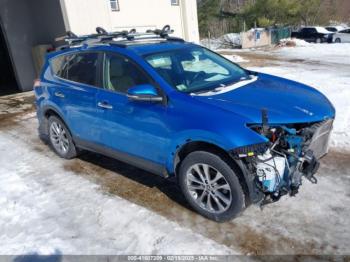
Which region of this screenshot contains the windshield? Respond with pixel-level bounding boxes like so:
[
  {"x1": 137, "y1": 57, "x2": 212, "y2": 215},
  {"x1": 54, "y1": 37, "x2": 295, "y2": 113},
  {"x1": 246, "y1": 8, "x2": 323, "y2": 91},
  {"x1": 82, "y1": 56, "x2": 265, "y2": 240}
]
[{"x1": 144, "y1": 46, "x2": 248, "y2": 93}]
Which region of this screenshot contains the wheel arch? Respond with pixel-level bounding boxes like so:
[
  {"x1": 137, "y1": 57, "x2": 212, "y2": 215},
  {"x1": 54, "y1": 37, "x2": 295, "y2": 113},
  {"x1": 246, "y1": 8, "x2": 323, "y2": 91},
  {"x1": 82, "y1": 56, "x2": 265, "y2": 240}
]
[
  {"x1": 173, "y1": 140, "x2": 253, "y2": 206},
  {"x1": 40, "y1": 105, "x2": 69, "y2": 137}
]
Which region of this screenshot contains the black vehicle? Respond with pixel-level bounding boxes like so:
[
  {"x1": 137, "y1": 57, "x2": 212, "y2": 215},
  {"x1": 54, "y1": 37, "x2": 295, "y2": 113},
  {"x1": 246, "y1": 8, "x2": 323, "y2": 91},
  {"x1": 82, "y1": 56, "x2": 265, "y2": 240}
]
[{"x1": 291, "y1": 27, "x2": 333, "y2": 43}]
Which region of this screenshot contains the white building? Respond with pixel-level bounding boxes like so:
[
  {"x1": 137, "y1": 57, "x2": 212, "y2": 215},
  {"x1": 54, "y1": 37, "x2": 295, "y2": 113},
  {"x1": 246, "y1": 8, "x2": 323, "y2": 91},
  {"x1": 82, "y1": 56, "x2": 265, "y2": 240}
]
[
  {"x1": 62, "y1": 0, "x2": 199, "y2": 43},
  {"x1": 0, "y1": 0, "x2": 199, "y2": 94}
]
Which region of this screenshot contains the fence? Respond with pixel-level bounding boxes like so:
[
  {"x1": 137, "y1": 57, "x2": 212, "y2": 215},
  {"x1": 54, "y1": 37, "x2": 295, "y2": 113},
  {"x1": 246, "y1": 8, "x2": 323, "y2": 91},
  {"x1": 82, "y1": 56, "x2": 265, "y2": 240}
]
[
  {"x1": 270, "y1": 27, "x2": 292, "y2": 45},
  {"x1": 240, "y1": 27, "x2": 291, "y2": 49}
]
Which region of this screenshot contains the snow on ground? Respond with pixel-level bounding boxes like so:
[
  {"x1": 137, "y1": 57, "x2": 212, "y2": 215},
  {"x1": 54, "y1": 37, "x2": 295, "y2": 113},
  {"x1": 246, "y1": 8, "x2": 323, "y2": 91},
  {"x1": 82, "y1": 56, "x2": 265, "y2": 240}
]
[
  {"x1": 222, "y1": 54, "x2": 249, "y2": 63},
  {"x1": 234, "y1": 152, "x2": 350, "y2": 255},
  {"x1": 270, "y1": 43, "x2": 350, "y2": 66},
  {"x1": 0, "y1": 117, "x2": 234, "y2": 255},
  {"x1": 279, "y1": 38, "x2": 312, "y2": 47},
  {"x1": 201, "y1": 33, "x2": 241, "y2": 50}
]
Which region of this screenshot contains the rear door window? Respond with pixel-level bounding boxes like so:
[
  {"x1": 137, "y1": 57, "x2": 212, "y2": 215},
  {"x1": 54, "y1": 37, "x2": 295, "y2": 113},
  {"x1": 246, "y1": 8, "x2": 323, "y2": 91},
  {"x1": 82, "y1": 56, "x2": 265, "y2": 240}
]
[
  {"x1": 300, "y1": 28, "x2": 308, "y2": 34},
  {"x1": 51, "y1": 52, "x2": 100, "y2": 87}
]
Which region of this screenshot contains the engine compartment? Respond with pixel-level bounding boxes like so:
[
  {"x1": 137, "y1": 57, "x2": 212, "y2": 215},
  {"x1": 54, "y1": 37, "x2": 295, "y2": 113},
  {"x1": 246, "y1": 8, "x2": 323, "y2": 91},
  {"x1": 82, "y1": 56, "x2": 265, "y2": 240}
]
[{"x1": 232, "y1": 117, "x2": 333, "y2": 206}]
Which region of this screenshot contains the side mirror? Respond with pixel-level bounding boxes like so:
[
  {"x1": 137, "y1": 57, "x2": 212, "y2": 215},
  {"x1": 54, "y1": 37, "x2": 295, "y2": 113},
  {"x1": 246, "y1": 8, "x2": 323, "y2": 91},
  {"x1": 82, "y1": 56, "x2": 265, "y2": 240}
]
[{"x1": 127, "y1": 84, "x2": 163, "y2": 102}]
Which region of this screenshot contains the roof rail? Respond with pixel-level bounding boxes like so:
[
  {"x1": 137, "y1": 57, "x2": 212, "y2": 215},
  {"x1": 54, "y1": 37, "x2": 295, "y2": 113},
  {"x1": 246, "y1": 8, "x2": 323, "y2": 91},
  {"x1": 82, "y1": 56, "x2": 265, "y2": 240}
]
[{"x1": 59, "y1": 25, "x2": 184, "y2": 48}]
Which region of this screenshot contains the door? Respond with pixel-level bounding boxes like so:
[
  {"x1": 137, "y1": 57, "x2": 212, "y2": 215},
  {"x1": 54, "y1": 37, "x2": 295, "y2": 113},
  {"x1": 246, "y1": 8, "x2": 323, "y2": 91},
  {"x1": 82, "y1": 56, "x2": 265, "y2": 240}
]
[
  {"x1": 95, "y1": 52, "x2": 171, "y2": 168},
  {"x1": 50, "y1": 51, "x2": 102, "y2": 144},
  {"x1": 0, "y1": 21, "x2": 19, "y2": 95},
  {"x1": 309, "y1": 28, "x2": 318, "y2": 42},
  {"x1": 300, "y1": 28, "x2": 308, "y2": 40},
  {"x1": 342, "y1": 29, "x2": 350, "y2": 42}
]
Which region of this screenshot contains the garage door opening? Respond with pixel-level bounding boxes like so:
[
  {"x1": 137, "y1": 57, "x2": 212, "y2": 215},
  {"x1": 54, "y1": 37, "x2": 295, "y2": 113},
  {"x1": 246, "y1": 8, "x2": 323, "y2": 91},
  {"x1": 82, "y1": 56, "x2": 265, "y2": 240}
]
[{"x1": 0, "y1": 23, "x2": 19, "y2": 96}]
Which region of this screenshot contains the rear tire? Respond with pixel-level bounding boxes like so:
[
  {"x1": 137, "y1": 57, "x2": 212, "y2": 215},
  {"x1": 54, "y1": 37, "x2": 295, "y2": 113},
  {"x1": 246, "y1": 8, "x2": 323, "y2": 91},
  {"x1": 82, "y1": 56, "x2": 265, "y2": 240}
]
[
  {"x1": 316, "y1": 38, "x2": 322, "y2": 44},
  {"x1": 335, "y1": 38, "x2": 341, "y2": 43},
  {"x1": 48, "y1": 116, "x2": 77, "y2": 159},
  {"x1": 178, "y1": 151, "x2": 245, "y2": 222}
]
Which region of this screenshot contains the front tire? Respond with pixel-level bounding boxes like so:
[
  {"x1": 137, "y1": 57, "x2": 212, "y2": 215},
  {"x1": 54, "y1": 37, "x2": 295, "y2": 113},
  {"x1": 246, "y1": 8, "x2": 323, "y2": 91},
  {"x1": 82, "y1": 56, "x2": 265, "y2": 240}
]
[
  {"x1": 48, "y1": 116, "x2": 77, "y2": 159},
  {"x1": 316, "y1": 38, "x2": 322, "y2": 44},
  {"x1": 335, "y1": 38, "x2": 341, "y2": 43},
  {"x1": 178, "y1": 151, "x2": 245, "y2": 222}
]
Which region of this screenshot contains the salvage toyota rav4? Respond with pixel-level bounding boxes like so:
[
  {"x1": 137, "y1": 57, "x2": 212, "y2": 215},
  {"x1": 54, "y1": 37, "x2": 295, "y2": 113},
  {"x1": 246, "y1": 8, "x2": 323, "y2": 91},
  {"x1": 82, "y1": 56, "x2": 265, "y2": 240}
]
[{"x1": 34, "y1": 27, "x2": 335, "y2": 222}]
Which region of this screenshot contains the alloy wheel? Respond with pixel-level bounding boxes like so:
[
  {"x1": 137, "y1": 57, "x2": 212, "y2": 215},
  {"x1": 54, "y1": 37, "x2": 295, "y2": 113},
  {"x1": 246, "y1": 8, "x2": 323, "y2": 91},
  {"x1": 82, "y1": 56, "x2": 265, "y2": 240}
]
[
  {"x1": 186, "y1": 163, "x2": 232, "y2": 213},
  {"x1": 49, "y1": 121, "x2": 70, "y2": 155}
]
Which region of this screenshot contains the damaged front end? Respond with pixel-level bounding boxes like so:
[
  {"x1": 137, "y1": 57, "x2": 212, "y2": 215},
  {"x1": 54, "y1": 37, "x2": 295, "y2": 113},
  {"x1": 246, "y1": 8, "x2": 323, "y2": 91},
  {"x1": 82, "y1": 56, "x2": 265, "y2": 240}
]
[{"x1": 231, "y1": 109, "x2": 334, "y2": 207}]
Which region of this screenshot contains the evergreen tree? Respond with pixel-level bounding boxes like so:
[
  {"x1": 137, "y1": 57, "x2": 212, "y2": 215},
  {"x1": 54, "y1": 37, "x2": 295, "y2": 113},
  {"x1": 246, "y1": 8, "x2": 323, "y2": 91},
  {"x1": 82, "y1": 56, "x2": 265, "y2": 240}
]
[
  {"x1": 198, "y1": 0, "x2": 221, "y2": 36},
  {"x1": 197, "y1": 0, "x2": 348, "y2": 38}
]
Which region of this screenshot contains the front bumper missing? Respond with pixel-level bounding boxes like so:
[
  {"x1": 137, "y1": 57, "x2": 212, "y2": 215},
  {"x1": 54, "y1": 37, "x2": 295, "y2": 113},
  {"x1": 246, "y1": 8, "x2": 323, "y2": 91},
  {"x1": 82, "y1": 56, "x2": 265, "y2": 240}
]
[
  {"x1": 231, "y1": 119, "x2": 334, "y2": 207},
  {"x1": 307, "y1": 119, "x2": 333, "y2": 160}
]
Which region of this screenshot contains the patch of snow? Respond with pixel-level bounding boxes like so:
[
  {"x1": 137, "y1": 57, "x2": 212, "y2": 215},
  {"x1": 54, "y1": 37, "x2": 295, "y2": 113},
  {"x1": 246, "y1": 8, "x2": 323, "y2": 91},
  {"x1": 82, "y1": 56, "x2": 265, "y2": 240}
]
[
  {"x1": 222, "y1": 54, "x2": 249, "y2": 63},
  {"x1": 0, "y1": 129, "x2": 235, "y2": 255},
  {"x1": 248, "y1": 28, "x2": 265, "y2": 32},
  {"x1": 201, "y1": 33, "x2": 241, "y2": 50},
  {"x1": 278, "y1": 38, "x2": 311, "y2": 47},
  {"x1": 273, "y1": 43, "x2": 350, "y2": 65},
  {"x1": 221, "y1": 33, "x2": 241, "y2": 47},
  {"x1": 291, "y1": 39, "x2": 312, "y2": 47},
  {"x1": 235, "y1": 160, "x2": 350, "y2": 255}
]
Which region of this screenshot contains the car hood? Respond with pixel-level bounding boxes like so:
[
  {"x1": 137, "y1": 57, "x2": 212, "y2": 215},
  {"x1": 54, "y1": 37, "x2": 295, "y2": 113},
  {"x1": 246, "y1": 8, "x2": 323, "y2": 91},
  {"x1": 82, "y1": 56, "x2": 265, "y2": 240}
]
[{"x1": 192, "y1": 73, "x2": 335, "y2": 124}]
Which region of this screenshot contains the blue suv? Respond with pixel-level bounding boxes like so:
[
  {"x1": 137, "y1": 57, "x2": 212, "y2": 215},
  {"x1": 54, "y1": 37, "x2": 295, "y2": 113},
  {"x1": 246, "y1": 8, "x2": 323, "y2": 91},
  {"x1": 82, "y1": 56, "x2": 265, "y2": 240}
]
[{"x1": 34, "y1": 27, "x2": 335, "y2": 222}]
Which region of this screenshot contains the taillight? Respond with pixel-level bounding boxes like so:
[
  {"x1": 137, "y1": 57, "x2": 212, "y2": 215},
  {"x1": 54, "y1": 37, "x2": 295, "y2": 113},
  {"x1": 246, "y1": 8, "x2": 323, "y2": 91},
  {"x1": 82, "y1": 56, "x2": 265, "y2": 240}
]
[
  {"x1": 47, "y1": 47, "x2": 55, "y2": 53},
  {"x1": 33, "y1": 79, "x2": 41, "y2": 89}
]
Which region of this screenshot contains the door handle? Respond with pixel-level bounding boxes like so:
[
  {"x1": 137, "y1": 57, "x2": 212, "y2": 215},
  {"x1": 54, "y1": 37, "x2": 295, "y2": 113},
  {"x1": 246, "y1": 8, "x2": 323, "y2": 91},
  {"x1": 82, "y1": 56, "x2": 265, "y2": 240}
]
[
  {"x1": 97, "y1": 101, "x2": 113, "y2": 109},
  {"x1": 54, "y1": 92, "x2": 65, "y2": 98}
]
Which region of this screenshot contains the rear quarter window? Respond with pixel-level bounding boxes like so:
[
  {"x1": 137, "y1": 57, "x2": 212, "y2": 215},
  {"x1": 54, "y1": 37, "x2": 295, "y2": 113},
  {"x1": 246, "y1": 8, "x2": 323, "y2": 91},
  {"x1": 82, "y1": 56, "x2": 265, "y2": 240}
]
[
  {"x1": 50, "y1": 52, "x2": 99, "y2": 87},
  {"x1": 310, "y1": 28, "x2": 317, "y2": 33},
  {"x1": 50, "y1": 55, "x2": 66, "y2": 77}
]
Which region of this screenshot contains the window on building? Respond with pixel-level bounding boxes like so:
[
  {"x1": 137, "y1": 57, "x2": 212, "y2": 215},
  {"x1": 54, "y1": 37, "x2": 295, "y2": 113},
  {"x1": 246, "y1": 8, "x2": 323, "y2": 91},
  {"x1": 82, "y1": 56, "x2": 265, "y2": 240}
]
[
  {"x1": 110, "y1": 0, "x2": 120, "y2": 11},
  {"x1": 171, "y1": 0, "x2": 179, "y2": 6}
]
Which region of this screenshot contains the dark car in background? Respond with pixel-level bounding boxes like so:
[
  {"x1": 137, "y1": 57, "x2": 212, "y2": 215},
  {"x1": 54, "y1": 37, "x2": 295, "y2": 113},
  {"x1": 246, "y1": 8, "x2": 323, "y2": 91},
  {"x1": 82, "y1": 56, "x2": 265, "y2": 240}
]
[{"x1": 292, "y1": 27, "x2": 334, "y2": 43}]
